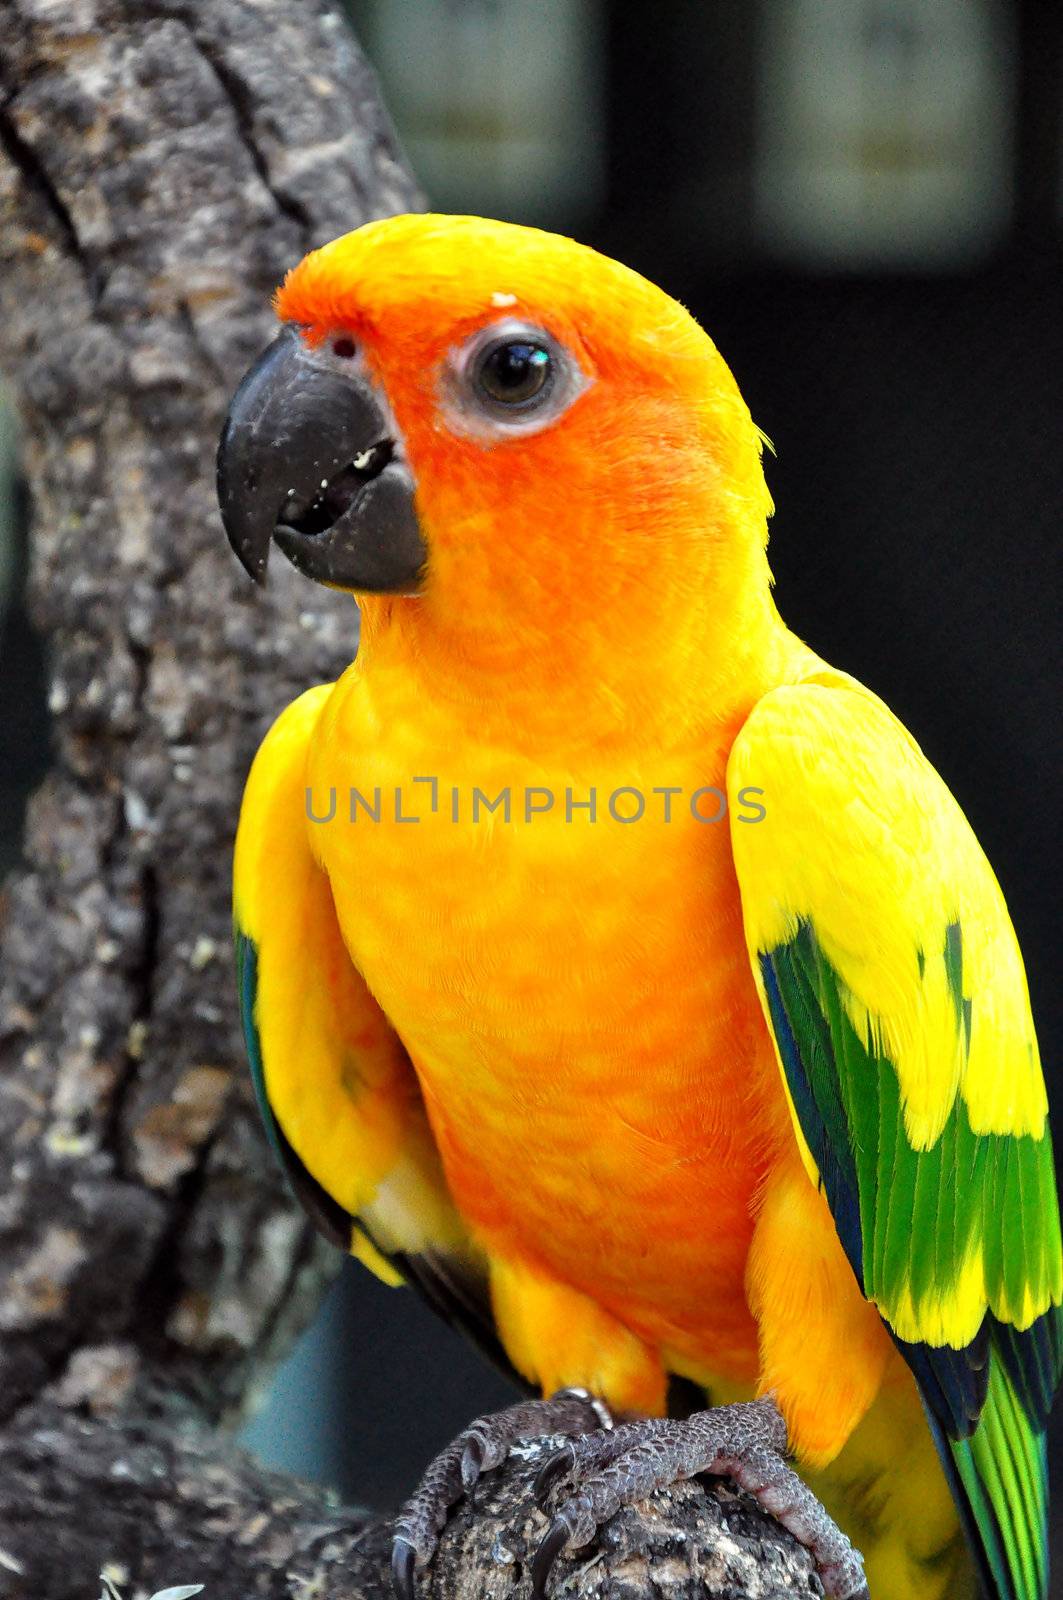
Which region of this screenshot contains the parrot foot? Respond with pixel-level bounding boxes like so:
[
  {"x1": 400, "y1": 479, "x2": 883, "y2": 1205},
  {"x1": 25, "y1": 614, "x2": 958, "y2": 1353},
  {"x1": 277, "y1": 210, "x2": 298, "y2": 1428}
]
[
  {"x1": 390, "y1": 1386, "x2": 612, "y2": 1599},
  {"x1": 530, "y1": 1396, "x2": 870, "y2": 1600}
]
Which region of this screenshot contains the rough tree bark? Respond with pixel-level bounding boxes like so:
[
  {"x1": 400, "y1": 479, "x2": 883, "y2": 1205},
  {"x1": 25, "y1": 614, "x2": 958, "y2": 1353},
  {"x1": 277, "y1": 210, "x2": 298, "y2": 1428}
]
[{"x1": 0, "y1": 3, "x2": 821, "y2": 1596}]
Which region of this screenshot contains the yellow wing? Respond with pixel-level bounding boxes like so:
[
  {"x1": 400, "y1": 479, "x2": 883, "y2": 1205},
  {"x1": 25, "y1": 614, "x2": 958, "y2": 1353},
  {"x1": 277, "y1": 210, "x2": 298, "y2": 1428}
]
[
  {"x1": 234, "y1": 686, "x2": 510, "y2": 1367},
  {"x1": 727, "y1": 668, "x2": 1061, "y2": 1600}
]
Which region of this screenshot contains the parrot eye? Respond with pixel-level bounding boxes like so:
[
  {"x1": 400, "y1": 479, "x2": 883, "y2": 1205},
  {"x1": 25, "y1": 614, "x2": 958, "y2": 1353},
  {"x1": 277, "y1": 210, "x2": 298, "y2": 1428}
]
[
  {"x1": 446, "y1": 318, "x2": 587, "y2": 439},
  {"x1": 476, "y1": 340, "x2": 552, "y2": 408}
]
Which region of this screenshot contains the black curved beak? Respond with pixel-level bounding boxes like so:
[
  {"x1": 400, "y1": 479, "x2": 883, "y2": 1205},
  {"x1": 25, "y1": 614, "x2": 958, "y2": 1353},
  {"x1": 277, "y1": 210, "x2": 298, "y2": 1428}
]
[{"x1": 216, "y1": 326, "x2": 426, "y2": 592}]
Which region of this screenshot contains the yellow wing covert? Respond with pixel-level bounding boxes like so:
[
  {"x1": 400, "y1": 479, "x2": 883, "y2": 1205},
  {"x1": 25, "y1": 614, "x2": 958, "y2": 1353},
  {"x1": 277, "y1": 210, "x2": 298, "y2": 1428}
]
[{"x1": 233, "y1": 685, "x2": 511, "y2": 1369}]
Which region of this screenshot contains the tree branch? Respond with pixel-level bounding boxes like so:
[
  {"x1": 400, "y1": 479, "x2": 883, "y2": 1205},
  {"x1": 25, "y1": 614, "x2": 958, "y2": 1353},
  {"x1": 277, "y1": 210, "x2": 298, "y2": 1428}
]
[{"x1": 0, "y1": 1406, "x2": 820, "y2": 1599}]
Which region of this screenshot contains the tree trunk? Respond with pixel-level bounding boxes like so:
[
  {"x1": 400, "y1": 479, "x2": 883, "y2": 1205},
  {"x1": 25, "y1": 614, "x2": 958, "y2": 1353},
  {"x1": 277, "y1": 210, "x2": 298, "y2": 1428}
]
[{"x1": 0, "y1": 3, "x2": 819, "y2": 1595}]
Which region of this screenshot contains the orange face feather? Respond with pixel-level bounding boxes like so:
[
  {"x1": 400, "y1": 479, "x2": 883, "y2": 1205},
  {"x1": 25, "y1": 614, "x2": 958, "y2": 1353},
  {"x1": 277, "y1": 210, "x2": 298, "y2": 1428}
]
[{"x1": 275, "y1": 215, "x2": 778, "y2": 747}]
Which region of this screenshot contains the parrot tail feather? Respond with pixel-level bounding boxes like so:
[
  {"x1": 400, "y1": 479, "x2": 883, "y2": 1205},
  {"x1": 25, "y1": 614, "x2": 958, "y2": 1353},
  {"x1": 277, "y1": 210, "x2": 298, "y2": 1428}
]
[{"x1": 928, "y1": 1341, "x2": 1051, "y2": 1600}]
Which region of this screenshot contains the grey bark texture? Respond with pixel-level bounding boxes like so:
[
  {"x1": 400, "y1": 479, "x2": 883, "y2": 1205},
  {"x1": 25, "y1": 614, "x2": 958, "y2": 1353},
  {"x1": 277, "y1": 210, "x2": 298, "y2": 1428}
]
[{"x1": 0, "y1": 1, "x2": 819, "y2": 1596}]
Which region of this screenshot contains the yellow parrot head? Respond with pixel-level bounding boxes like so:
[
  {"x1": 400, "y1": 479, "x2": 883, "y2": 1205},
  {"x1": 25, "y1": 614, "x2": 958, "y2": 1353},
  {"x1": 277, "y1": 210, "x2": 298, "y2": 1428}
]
[{"x1": 217, "y1": 214, "x2": 772, "y2": 662}]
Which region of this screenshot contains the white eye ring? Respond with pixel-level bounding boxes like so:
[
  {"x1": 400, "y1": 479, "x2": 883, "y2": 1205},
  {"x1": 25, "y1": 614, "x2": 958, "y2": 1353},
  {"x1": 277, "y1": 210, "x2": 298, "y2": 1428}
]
[{"x1": 442, "y1": 318, "x2": 589, "y2": 441}]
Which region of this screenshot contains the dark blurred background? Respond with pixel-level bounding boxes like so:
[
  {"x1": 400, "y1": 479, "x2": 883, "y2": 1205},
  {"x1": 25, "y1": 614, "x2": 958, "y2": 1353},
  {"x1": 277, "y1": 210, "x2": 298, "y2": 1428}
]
[{"x1": 3, "y1": 0, "x2": 1061, "y2": 1572}]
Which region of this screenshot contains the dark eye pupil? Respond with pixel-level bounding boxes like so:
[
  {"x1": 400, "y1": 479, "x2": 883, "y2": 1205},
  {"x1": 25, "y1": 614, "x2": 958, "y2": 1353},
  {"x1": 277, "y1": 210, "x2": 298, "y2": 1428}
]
[{"x1": 479, "y1": 341, "x2": 551, "y2": 405}]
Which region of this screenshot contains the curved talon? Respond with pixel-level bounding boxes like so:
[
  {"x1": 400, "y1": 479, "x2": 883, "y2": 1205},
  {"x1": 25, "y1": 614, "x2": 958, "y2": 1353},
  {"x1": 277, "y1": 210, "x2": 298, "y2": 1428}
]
[
  {"x1": 588, "y1": 1397, "x2": 615, "y2": 1431},
  {"x1": 530, "y1": 1513, "x2": 573, "y2": 1600},
  {"x1": 551, "y1": 1385, "x2": 614, "y2": 1432},
  {"x1": 460, "y1": 1433, "x2": 484, "y2": 1492},
  {"x1": 391, "y1": 1534, "x2": 418, "y2": 1600},
  {"x1": 533, "y1": 1442, "x2": 575, "y2": 1508}
]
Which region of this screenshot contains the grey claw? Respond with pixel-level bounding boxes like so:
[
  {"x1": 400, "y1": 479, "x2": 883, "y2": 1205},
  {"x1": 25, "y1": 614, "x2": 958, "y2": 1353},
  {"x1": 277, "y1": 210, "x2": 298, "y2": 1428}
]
[
  {"x1": 389, "y1": 1393, "x2": 611, "y2": 1596},
  {"x1": 391, "y1": 1535, "x2": 417, "y2": 1600},
  {"x1": 531, "y1": 1514, "x2": 572, "y2": 1599},
  {"x1": 460, "y1": 1434, "x2": 483, "y2": 1493},
  {"x1": 533, "y1": 1443, "x2": 575, "y2": 1508}
]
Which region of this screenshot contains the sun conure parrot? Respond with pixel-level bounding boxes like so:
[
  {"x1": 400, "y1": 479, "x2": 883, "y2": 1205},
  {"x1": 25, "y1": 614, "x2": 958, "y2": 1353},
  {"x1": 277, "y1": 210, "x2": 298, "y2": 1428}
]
[{"x1": 216, "y1": 213, "x2": 1061, "y2": 1600}]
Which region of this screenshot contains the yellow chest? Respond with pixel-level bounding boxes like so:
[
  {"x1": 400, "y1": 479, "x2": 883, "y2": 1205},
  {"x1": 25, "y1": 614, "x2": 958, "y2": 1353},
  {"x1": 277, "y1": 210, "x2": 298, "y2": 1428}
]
[{"x1": 306, "y1": 666, "x2": 785, "y2": 1361}]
